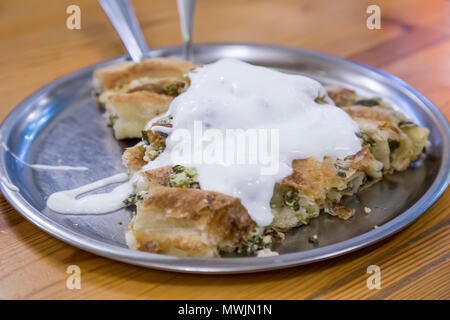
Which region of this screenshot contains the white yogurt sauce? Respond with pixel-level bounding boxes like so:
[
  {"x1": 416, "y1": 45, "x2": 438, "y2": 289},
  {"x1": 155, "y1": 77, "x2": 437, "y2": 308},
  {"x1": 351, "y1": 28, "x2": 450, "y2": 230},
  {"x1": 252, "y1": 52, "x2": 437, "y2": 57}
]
[
  {"x1": 144, "y1": 59, "x2": 361, "y2": 226},
  {"x1": 1, "y1": 142, "x2": 88, "y2": 172},
  {"x1": 47, "y1": 173, "x2": 133, "y2": 214},
  {"x1": 45, "y1": 58, "x2": 361, "y2": 221}
]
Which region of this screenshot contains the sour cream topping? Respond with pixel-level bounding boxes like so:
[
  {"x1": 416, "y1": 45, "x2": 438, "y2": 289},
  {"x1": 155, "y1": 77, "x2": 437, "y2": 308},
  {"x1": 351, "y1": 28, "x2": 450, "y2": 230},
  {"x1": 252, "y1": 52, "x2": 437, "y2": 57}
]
[{"x1": 144, "y1": 59, "x2": 362, "y2": 226}]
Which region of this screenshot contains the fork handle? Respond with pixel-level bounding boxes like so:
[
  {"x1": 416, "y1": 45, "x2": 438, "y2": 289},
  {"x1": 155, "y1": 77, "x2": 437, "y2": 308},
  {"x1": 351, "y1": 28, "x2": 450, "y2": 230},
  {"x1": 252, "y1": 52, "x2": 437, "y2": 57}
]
[
  {"x1": 99, "y1": 0, "x2": 150, "y2": 62},
  {"x1": 177, "y1": 0, "x2": 196, "y2": 61}
]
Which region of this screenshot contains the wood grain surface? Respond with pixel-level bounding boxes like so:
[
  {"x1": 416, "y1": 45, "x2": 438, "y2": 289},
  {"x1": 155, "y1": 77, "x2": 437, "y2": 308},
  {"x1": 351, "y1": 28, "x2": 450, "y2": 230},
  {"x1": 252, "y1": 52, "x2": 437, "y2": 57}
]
[{"x1": 0, "y1": 0, "x2": 449, "y2": 300}]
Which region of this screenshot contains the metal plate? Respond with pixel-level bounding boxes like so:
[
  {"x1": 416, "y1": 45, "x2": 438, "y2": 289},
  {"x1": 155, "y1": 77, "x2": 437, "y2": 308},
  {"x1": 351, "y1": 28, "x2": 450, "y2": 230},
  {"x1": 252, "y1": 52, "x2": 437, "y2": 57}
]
[{"x1": 0, "y1": 44, "x2": 449, "y2": 273}]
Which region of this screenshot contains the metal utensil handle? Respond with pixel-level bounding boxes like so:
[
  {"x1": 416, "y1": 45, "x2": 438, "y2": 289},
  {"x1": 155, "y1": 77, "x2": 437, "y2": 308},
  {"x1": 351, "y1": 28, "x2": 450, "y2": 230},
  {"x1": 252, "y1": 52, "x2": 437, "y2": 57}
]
[
  {"x1": 177, "y1": 0, "x2": 196, "y2": 61},
  {"x1": 99, "y1": 0, "x2": 150, "y2": 62}
]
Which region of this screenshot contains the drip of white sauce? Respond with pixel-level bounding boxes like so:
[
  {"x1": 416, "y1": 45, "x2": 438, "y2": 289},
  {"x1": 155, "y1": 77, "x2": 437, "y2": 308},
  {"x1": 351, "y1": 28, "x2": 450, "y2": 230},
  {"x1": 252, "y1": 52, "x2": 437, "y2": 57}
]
[
  {"x1": 144, "y1": 59, "x2": 362, "y2": 226},
  {"x1": 27, "y1": 164, "x2": 88, "y2": 171},
  {"x1": 0, "y1": 139, "x2": 88, "y2": 192},
  {"x1": 0, "y1": 176, "x2": 19, "y2": 192},
  {"x1": 0, "y1": 142, "x2": 88, "y2": 171},
  {"x1": 47, "y1": 173, "x2": 133, "y2": 214}
]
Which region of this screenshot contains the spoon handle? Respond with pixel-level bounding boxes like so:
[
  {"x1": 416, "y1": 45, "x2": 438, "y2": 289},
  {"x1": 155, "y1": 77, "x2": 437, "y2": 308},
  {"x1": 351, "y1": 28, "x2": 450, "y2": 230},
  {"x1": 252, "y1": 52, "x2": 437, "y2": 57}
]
[
  {"x1": 99, "y1": 0, "x2": 150, "y2": 62},
  {"x1": 177, "y1": 0, "x2": 197, "y2": 61}
]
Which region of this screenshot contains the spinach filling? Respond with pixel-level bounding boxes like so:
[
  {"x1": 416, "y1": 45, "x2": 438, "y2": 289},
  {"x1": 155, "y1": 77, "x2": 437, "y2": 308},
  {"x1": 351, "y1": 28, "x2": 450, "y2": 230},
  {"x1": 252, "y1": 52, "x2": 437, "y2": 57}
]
[
  {"x1": 141, "y1": 130, "x2": 150, "y2": 145},
  {"x1": 355, "y1": 131, "x2": 376, "y2": 146},
  {"x1": 236, "y1": 228, "x2": 273, "y2": 256},
  {"x1": 355, "y1": 98, "x2": 382, "y2": 107},
  {"x1": 141, "y1": 129, "x2": 168, "y2": 162},
  {"x1": 165, "y1": 82, "x2": 186, "y2": 97},
  {"x1": 123, "y1": 193, "x2": 145, "y2": 206},
  {"x1": 167, "y1": 165, "x2": 200, "y2": 189},
  {"x1": 334, "y1": 163, "x2": 349, "y2": 178},
  {"x1": 314, "y1": 96, "x2": 328, "y2": 104},
  {"x1": 143, "y1": 145, "x2": 165, "y2": 162},
  {"x1": 283, "y1": 190, "x2": 301, "y2": 211},
  {"x1": 388, "y1": 139, "x2": 400, "y2": 153}
]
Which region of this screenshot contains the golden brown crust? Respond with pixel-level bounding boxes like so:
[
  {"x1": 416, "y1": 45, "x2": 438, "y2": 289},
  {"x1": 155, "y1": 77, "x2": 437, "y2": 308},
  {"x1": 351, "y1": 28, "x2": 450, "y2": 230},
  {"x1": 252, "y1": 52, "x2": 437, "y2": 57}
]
[
  {"x1": 277, "y1": 146, "x2": 380, "y2": 224},
  {"x1": 344, "y1": 104, "x2": 428, "y2": 172},
  {"x1": 325, "y1": 85, "x2": 357, "y2": 107},
  {"x1": 122, "y1": 145, "x2": 147, "y2": 173},
  {"x1": 127, "y1": 184, "x2": 256, "y2": 257},
  {"x1": 95, "y1": 58, "x2": 198, "y2": 140},
  {"x1": 127, "y1": 80, "x2": 186, "y2": 95},
  {"x1": 351, "y1": 116, "x2": 401, "y2": 135},
  {"x1": 325, "y1": 202, "x2": 355, "y2": 220},
  {"x1": 141, "y1": 166, "x2": 173, "y2": 186},
  {"x1": 143, "y1": 186, "x2": 255, "y2": 239},
  {"x1": 282, "y1": 157, "x2": 340, "y2": 200},
  {"x1": 280, "y1": 147, "x2": 378, "y2": 199},
  {"x1": 343, "y1": 105, "x2": 395, "y2": 123},
  {"x1": 94, "y1": 58, "x2": 199, "y2": 90},
  {"x1": 107, "y1": 89, "x2": 174, "y2": 105},
  {"x1": 105, "y1": 91, "x2": 173, "y2": 139},
  {"x1": 341, "y1": 145, "x2": 379, "y2": 171}
]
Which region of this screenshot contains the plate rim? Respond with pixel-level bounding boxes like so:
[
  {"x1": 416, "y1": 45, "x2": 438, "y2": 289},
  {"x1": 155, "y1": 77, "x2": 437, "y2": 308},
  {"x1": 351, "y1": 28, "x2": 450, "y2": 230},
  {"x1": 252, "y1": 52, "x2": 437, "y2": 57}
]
[{"x1": 0, "y1": 43, "x2": 449, "y2": 274}]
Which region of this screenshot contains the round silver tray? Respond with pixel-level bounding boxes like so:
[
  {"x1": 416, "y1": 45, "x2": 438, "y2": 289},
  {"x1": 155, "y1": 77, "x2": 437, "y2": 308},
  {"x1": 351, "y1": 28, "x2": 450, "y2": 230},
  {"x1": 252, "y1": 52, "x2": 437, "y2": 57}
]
[{"x1": 0, "y1": 44, "x2": 449, "y2": 273}]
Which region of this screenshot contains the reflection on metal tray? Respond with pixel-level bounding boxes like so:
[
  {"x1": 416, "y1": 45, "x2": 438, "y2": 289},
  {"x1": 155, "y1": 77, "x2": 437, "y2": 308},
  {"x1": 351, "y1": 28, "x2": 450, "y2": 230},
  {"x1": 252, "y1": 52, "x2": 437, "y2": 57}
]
[{"x1": 0, "y1": 44, "x2": 448, "y2": 273}]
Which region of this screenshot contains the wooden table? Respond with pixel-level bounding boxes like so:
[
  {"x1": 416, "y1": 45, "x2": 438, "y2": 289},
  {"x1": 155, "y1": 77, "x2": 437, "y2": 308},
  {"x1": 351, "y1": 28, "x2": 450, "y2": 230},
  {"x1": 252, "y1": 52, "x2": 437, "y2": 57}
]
[{"x1": 0, "y1": 0, "x2": 449, "y2": 300}]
